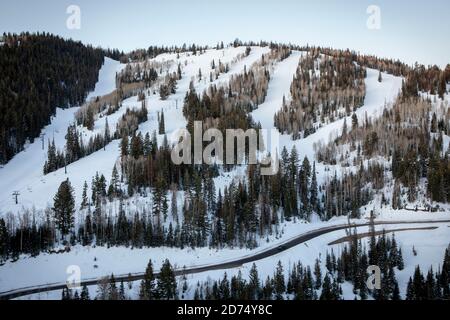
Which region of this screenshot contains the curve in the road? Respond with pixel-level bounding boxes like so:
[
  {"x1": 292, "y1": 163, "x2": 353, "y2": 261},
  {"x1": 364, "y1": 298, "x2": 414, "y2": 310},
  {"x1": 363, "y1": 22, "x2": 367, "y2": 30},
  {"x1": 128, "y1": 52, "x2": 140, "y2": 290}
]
[{"x1": 1, "y1": 219, "x2": 449, "y2": 300}]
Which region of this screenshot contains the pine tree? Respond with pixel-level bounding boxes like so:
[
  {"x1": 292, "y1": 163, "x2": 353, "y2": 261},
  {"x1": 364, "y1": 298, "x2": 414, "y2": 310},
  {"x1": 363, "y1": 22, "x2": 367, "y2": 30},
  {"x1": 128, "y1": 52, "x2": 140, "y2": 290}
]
[
  {"x1": 151, "y1": 131, "x2": 158, "y2": 152},
  {"x1": 143, "y1": 132, "x2": 151, "y2": 156},
  {"x1": 119, "y1": 281, "x2": 126, "y2": 300},
  {"x1": 80, "y1": 284, "x2": 90, "y2": 300},
  {"x1": 219, "y1": 273, "x2": 230, "y2": 299},
  {"x1": 61, "y1": 287, "x2": 72, "y2": 300},
  {"x1": 320, "y1": 274, "x2": 333, "y2": 300},
  {"x1": 314, "y1": 258, "x2": 322, "y2": 289},
  {"x1": 247, "y1": 263, "x2": 261, "y2": 299},
  {"x1": 83, "y1": 213, "x2": 93, "y2": 245},
  {"x1": 120, "y1": 135, "x2": 129, "y2": 157},
  {"x1": 177, "y1": 63, "x2": 182, "y2": 80},
  {"x1": 104, "y1": 118, "x2": 110, "y2": 145},
  {"x1": 392, "y1": 281, "x2": 401, "y2": 300},
  {"x1": 406, "y1": 277, "x2": 415, "y2": 300},
  {"x1": 299, "y1": 157, "x2": 311, "y2": 214},
  {"x1": 438, "y1": 73, "x2": 446, "y2": 99},
  {"x1": 342, "y1": 118, "x2": 348, "y2": 137},
  {"x1": 411, "y1": 266, "x2": 425, "y2": 300},
  {"x1": 310, "y1": 162, "x2": 319, "y2": 215},
  {"x1": 130, "y1": 133, "x2": 143, "y2": 159},
  {"x1": 425, "y1": 268, "x2": 437, "y2": 300},
  {"x1": 109, "y1": 165, "x2": 120, "y2": 199},
  {"x1": 162, "y1": 192, "x2": 169, "y2": 221},
  {"x1": 171, "y1": 189, "x2": 179, "y2": 224},
  {"x1": 96, "y1": 278, "x2": 110, "y2": 300},
  {"x1": 157, "y1": 259, "x2": 177, "y2": 300},
  {"x1": 85, "y1": 108, "x2": 95, "y2": 130},
  {"x1": 159, "y1": 111, "x2": 166, "y2": 134},
  {"x1": 0, "y1": 218, "x2": 8, "y2": 262},
  {"x1": 139, "y1": 259, "x2": 156, "y2": 300},
  {"x1": 262, "y1": 276, "x2": 273, "y2": 299},
  {"x1": 81, "y1": 181, "x2": 89, "y2": 209},
  {"x1": 44, "y1": 139, "x2": 57, "y2": 174},
  {"x1": 273, "y1": 261, "x2": 285, "y2": 300},
  {"x1": 108, "y1": 274, "x2": 119, "y2": 300},
  {"x1": 53, "y1": 179, "x2": 75, "y2": 236},
  {"x1": 352, "y1": 113, "x2": 359, "y2": 130},
  {"x1": 153, "y1": 174, "x2": 165, "y2": 218}
]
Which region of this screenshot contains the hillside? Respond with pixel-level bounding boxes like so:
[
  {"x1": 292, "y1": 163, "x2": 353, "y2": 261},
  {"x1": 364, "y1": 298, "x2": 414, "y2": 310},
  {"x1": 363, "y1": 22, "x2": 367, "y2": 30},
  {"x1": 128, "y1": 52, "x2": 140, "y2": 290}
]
[{"x1": 0, "y1": 39, "x2": 449, "y2": 301}]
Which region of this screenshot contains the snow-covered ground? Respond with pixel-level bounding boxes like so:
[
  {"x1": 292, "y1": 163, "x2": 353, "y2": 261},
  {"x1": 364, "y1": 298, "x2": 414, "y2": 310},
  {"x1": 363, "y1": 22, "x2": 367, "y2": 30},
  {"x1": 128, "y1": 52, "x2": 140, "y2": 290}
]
[
  {"x1": 2, "y1": 207, "x2": 449, "y2": 295},
  {"x1": 15, "y1": 219, "x2": 450, "y2": 300},
  {"x1": 0, "y1": 213, "x2": 339, "y2": 293},
  {"x1": 0, "y1": 46, "x2": 448, "y2": 300}
]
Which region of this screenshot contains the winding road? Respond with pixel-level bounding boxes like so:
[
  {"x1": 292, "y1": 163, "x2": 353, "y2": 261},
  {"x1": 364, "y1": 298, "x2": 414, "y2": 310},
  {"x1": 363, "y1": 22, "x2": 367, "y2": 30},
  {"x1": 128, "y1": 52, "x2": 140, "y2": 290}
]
[{"x1": 1, "y1": 219, "x2": 449, "y2": 300}]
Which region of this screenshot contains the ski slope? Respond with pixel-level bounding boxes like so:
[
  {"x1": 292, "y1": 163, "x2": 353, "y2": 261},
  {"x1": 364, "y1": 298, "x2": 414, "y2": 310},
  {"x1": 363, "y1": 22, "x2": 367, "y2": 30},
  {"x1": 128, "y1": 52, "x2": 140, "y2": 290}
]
[{"x1": 251, "y1": 51, "x2": 303, "y2": 129}]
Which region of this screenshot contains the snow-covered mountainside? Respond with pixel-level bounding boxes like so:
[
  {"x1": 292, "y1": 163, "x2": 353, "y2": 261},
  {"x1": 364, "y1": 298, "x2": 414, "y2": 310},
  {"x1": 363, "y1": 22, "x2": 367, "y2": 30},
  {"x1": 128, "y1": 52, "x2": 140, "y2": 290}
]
[
  {"x1": 0, "y1": 47, "x2": 404, "y2": 216},
  {"x1": 0, "y1": 47, "x2": 269, "y2": 214},
  {"x1": 0, "y1": 43, "x2": 449, "y2": 301}
]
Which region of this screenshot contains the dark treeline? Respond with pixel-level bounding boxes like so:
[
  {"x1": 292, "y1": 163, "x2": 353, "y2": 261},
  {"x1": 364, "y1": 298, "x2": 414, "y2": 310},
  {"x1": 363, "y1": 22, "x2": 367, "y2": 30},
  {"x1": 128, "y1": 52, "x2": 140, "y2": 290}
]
[
  {"x1": 103, "y1": 48, "x2": 125, "y2": 61},
  {"x1": 119, "y1": 64, "x2": 158, "y2": 87},
  {"x1": 123, "y1": 44, "x2": 210, "y2": 63},
  {"x1": 61, "y1": 258, "x2": 178, "y2": 300},
  {"x1": 0, "y1": 32, "x2": 105, "y2": 164},
  {"x1": 60, "y1": 258, "x2": 340, "y2": 301},
  {"x1": 190, "y1": 261, "x2": 341, "y2": 301},
  {"x1": 0, "y1": 214, "x2": 55, "y2": 262},
  {"x1": 123, "y1": 40, "x2": 290, "y2": 63}
]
